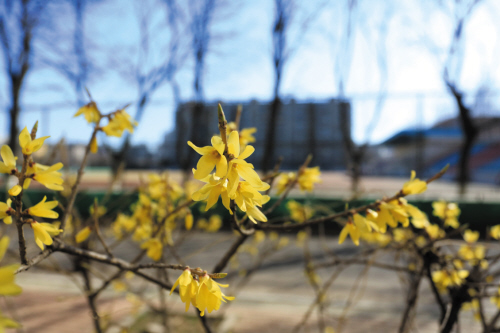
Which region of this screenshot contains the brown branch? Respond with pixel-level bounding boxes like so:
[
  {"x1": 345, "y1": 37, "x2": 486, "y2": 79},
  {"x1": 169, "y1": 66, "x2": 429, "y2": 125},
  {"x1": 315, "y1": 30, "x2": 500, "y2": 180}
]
[
  {"x1": 212, "y1": 234, "x2": 249, "y2": 273},
  {"x1": 93, "y1": 200, "x2": 113, "y2": 257},
  {"x1": 258, "y1": 167, "x2": 447, "y2": 231},
  {"x1": 398, "y1": 264, "x2": 425, "y2": 333},
  {"x1": 60, "y1": 120, "x2": 101, "y2": 231}
]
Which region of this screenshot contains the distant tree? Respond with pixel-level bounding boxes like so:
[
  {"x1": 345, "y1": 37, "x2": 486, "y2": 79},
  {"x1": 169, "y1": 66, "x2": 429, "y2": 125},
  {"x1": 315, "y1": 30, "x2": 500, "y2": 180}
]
[
  {"x1": 329, "y1": 0, "x2": 392, "y2": 194},
  {"x1": 0, "y1": 0, "x2": 47, "y2": 153},
  {"x1": 107, "y1": 0, "x2": 186, "y2": 176},
  {"x1": 178, "y1": 0, "x2": 227, "y2": 173},
  {"x1": 425, "y1": 0, "x2": 499, "y2": 195},
  {"x1": 262, "y1": 0, "x2": 324, "y2": 172},
  {"x1": 261, "y1": 0, "x2": 294, "y2": 173}
]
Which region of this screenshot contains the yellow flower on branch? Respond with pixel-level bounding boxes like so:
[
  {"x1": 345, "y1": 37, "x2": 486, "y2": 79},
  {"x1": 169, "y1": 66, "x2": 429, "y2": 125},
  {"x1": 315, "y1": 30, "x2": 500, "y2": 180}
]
[
  {"x1": 31, "y1": 221, "x2": 63, "y2": 250},
  {"x1": 19, "y1": 127, "x2": 49, "y2": 155},
  {"x1": 402, "y1": 170, "x2": 427, "y2": 195},
  {"x1": 226, "y1": 131, "x2": 263, "y2": 196},
  {"x1": 464, "y1": 230, "x2": 479, "y2": 244},
  {"x1": 30, "y1": 162, "x2": 64, "y2": 191},
  {"x1": 192, "y1": 174, "x2": 231, "y2": 212},
  {"x1": 226, "y1": 122, "x2": 257, "y2": 149},
  {"x1": 75, "y1": 226, "x2": 92, "y2": 243},
  {"x1": 102, "y1": 109, "x2": 137, "y2": 137},
  {"x1": 339, "y1": 222, "x2": 360, "y2": 246},
  {"x1": 0, "y1": 145, "x2": 17, "y2": 175},
  {"x1": 74, "y1": 101, "x2": 101, "y2": 124},
  {"x1": 432, "y1": 269, "x2": 469, "y2": 292},
  {"x1": 0, "y1": 236, "x2": 22, "y2": 296},
  {"x1": 0, "y1": 200, "x2": 14, "y2": 225},
  {"x1": 188, "y1": 136, "x2": 227, "y2": 179},
  {"x1": 170, "y1": 269, "x2": 199, "y2": 312},
  {"x1": 0, "y1": 311, "x2": 21, "y2": 330},
  {"x1": 287, "y1": 200, "x2": 313, "y2": 223},
  {"x1": 298, "y1": 167, "x2": 321, "y2": 192},
  {"x1": 433, "y1": 201, "x2": 460, "y2": 228},
  {"x1": 490, "y1": 225, "x2": 500, "y2": 240},
  {"x1": 276, "y1": 172, "x2": 295, "y2": 195},
  {"x1": 27, "y1": 196, "x2": 59, "y2": 219},
  {"x1": 8, "y1": 185, "x2": 21, "y2": 197},
  {"x1": 196, "y1": 274, "x2": 234, "y2": 316},
  {"x1": 141, "y1": 238, "x2": 163, "y2": 261}
]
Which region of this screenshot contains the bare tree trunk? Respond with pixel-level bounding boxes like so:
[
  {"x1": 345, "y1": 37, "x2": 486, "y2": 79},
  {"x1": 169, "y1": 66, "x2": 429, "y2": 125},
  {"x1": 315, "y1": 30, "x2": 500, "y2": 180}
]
[
  {"x1": 447, "y1": 83, "x2": 479, "y2": 196},
  {"x1": 262, "y1": 96, "x2": 280, "y2": 172},
  {"x1": 339, "y1": 101, "x2": 363, "y2": 193},
  {"x1": 9, "y1": 77, "x2": 22, "y2": 153}
]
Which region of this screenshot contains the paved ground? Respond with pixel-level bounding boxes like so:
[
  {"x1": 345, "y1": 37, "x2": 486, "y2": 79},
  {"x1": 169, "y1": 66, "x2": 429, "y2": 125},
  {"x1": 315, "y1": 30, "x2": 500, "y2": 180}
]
[{"x1": 3, "y1": 232, "x2": 494, "y2": 333}]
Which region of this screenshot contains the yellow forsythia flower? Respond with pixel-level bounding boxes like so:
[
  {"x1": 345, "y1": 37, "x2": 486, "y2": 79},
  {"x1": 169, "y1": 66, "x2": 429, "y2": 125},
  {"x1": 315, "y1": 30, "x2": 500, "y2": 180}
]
[
  {"x1": 32, "y1": 162, "x2": 64, "y2": 191},
  {"x1": 402, "y1": 170, "x2": 427, "y2": 195},
  {"x1": 90, "y1": 136, "x2": 98, "y2": 153},
  {"x1": 141, "y1": 238, "x2": 163, "y2": 261},
  {"x1": 188, "y1": 136, "x2": 227, "y2": 180},
  {"x1": 205, "y1": 215, "x2": 222, "y2": 232},
  {"x1": 74, "y1": 101, "x2": 101, "y2": 124},
  {"x1": 0, "y1": 236, "x2": 22, "y2": 296},
  {"x1": 31, "y1": 222, "x2": 63, "y2": 250},
  {"x1": 102, "y1": 109, "x2": 137, "y2": 137},
  {"x1": 490, "y1": 225, "x2": 500, "y2": 240},
  {"x1": 19, "y1": 127, "x2": 49, "y2": 155},
  {"x1": 339, "y1": 222, "x2": 360, "y2": 246},
  {"x1": 464, "y1": 230, "x2": 479, "y2": 243},
  {"x1": 185, "y1": 213, "x2": 193, "y2": 230},
  {"x1": 298, "y1": 167, "x2": 321, "y2": 192},
  {"x1": 287, "y1": 200, "x2": 313, "y2": 223},
  {"x1": 0, "y1": 145, "x2": 17, "y2": 175},
  {"x1": 0, "y1": 312, "x2": 21, "y2": 330},
  {"x1": 196, "y1": 274, "x2": 234, "y2": 316},
  {"x1": 191, "y1": 174, "x2": 231, "y2": 212},
  {"x1": 226, "y1": 131, "x2": 263, "y2": 195},
  {"x1": 276, "y1": 172, "x2": 295, "y2": 195},
  {"x1": 8, "y1": 185, "x2": 21, "y2": 197},
  {"x1": 27, "y1": 196, "x2": 59, "y2": 219},
  {"x1": 170, "y1": 269, "x2": 199, "y2": 312},
  {"x1": 75, "y1": 226, "x2": 92, "y2": 243},
  {"x1": 433, "y1": 201, "x2": 460, "y2": 228},
  {"x1": 0, "y1": 200, "x2": 14, "y2": 225},
  {"x1": 432, "y1": 269, "x2": 469, "y2": 292}
]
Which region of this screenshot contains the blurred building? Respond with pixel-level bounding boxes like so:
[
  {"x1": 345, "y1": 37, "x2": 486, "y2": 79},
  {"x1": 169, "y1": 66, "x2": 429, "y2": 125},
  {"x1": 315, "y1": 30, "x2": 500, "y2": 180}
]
[
  {"x1": 365, "y1": 116, "x2": 500, "y2": 184},
  {"x1": 160, "y1": 99, "x2": 350, "y2": 170}
]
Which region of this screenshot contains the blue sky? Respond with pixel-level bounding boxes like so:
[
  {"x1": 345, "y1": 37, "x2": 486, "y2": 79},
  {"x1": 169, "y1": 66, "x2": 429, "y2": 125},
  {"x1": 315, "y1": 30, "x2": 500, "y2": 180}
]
[{"x1": 2, "y1": 0, "x2": 500, "y2": 149}]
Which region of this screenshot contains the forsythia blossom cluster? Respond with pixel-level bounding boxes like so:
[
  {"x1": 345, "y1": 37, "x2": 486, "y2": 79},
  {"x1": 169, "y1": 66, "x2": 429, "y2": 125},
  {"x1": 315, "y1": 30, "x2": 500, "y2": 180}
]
[
  {"x1": 90, "y1": 173, "x2": 193, "y2": 262},
  {"x1": 276, "y1": 166, "x2": 321, "y2": 195},
  {"x1": 0, "y1": 236, "x2": 22, "y2": 330},
  {"x1": 170, "y1": 268, "x2": 234, "y2": 316},
  {"x1": 189, "y1": 107, "x2": 269, "y2": 223},
  {"x1": 0, "y1": 125, "x2": 63, "y2": 250},
  {"x1": 74, "y1": 100, "x2": 137, "y2": 153},
  {"x1": 338, "y1": 171, "x2": 428, "y2": 246}
]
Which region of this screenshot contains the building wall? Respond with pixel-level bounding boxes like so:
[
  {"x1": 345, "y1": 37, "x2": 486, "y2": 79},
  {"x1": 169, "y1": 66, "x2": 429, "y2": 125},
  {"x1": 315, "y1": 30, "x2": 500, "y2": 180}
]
[{"x1": 169, "y1": 100, "x2": 350, "y2": 170}]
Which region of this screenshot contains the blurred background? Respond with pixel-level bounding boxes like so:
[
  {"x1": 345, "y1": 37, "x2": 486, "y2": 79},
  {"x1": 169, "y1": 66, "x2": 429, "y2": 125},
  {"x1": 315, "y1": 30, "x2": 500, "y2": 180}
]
[{"x1": 1, "y1": 0, "x2": 500, "y2": 196}]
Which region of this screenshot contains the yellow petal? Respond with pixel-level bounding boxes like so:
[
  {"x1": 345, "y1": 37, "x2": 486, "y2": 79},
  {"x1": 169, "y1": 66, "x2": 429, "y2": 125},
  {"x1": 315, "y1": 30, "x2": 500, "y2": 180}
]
[
  {"x1": 211, "y1": 136, "x2": 225, "y2": 156},
  {"x1": 1, "y1": 145, "x2": 16, "y2": 168},
  {"x1": 18, "y1": 127, "x2": 31, "y2": 150},
  {"x1": 238, "y1": 145, "x2": 254, "y2": 160},
  {"x1": 0, "y1": 236, "x2": 10, "y2": 262},
  {"x1": 194, "y1": 154, "x2": 217, "y2": 180},
  {"x1": 8, "y1": 185, "x2": 21, "y2": 197},
  {"x1": 214, "y1": 155, "x2": 227, "y2": 178},
  {"x1": 187, "y1": 141, "x2": 213, "y2": 155},
  {"x1": 227, "y1": 131, "x2": 240, "y2": 156}
]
